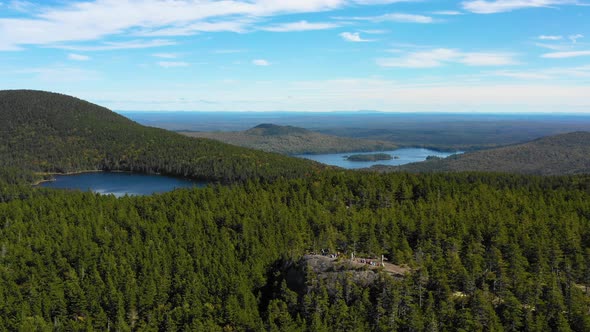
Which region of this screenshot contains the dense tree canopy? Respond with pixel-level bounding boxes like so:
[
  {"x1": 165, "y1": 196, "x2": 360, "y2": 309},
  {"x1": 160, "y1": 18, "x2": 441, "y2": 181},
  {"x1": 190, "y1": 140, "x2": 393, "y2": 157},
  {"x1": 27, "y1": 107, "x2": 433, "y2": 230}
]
[
  {"x1": 390, "y1": 131, "x2": 590, "y2": 175},
  {"x1": 0, "y1": 171, "x2": 589, "y2": 331},
  {"x1": 1, "y1": 90, "x2": 589, "y2": 331}
]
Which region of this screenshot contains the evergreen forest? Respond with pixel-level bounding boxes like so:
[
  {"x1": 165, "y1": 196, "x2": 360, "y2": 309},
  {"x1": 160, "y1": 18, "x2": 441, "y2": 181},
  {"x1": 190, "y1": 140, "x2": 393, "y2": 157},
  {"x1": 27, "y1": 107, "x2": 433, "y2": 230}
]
[
  {"x1": 0, "y1": 172, "x2": 589, "y2": 331},
  {"x1": 0, "y1": 90, "x2": 589, "y2": 331}
]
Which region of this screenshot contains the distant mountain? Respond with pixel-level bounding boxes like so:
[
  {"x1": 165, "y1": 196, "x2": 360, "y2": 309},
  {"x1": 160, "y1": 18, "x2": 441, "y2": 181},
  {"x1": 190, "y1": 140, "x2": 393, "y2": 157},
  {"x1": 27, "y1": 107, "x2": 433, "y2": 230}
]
[
  {"x1": 386, "y1": 132, "x2": 590, "y2": 175},
  {"x1": 0, "y1": 90, "x2": 324, "y2": 182},
  {"x1": 181, "y1": 123, "x2": 397, "y2": 154}
]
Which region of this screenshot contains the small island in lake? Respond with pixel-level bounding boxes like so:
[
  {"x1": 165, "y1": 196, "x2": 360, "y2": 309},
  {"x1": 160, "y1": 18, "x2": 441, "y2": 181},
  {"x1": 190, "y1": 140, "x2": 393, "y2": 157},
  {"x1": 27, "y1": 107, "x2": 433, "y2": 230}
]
[{"x1": 346, "y1": 153, "x2": 394, "y2": 162}]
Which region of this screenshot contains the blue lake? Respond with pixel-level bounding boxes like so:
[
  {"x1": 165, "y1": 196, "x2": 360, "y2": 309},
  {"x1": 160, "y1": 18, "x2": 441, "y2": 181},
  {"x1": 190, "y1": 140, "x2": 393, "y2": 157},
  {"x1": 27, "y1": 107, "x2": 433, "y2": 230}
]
[
  {"x1": 296, "y1": 148, "x2": 460, "y2": 169},
  {"x1": 39, "y1": 172, "x2": 204, "y2": 197}
]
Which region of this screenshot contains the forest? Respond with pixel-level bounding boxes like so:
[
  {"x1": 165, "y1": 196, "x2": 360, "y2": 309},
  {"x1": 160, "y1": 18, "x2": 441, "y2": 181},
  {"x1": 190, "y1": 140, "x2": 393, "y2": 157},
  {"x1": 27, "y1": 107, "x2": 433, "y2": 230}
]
[
  {"x1": 0, "y1": 90, "x2": 324, "y2": 183},
  {"x1": 0, "y1": 171, "x2": 589, "y2": 331},
  {"x1": 1, "y1": 90, "x2": 589, "y2": 331},
  {"x1": 182, "y1": 124, "x2": 397, "y2": 155},
  {"x1": 391, "y1": 132, "x2": 590, "y2": 176}
]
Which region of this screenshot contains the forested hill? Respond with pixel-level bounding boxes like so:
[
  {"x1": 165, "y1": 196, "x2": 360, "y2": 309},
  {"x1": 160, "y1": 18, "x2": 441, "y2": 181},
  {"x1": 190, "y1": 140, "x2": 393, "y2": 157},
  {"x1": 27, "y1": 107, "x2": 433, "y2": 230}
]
[
  {"x1": 0, "y1": 90, "x2": 324, "y2": 182},
  {"x1": 387, "y1": 131, "x2": 590, "y2": 175},
  {"x1": 181, "y1": 123, "x2": 397, "y2": 154}
]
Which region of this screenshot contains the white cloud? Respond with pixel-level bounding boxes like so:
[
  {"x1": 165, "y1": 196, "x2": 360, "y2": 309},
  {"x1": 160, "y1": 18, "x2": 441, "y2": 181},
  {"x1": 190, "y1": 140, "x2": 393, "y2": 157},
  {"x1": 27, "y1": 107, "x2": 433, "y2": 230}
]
[
  {"x1": 462, "y1": 0, "x2": 581, "y2": 14},
  {"x1": 377, "y1": 48, "x2": 518, "y2": 68},
  {"x1": 351, "y1": 0, "x2": 415, "y2": 3},
  {"x1": 152, "y1": 53, "x2": 178, "y2": 59},
  {"x1": 377, "y1": 13, "x2": 434, "y2": 23},
  {"x1": 16, "y1": 66, "x2": 100, "y2": 82},
  {"x1": 538, "y1": 35, "x2": 562, "y2": 40},
  {"x1": 213, "y1": 49, "x2": 245, "y2": 54},
  {"x1": 67, "y1": 53, "x2": 90, "y2": 61},
  {"x1": 252, "y1": 59, "x2": 270, "y2": 66},
  {"x1": 491, "y1": 66, "x2": 590, "y2": 80},
  {"x1": 534, "y1": 42, "x2": 570, "y2": 51},
  {"x1": 569, "y1": 34, "x2": 584, "y2": 43},
  {"x1": 340, "y1": 32, "x2": 373, "y2": 42},
  {"x1": 432, "y1": 10, "x2": 463, "y2": 15},
  {"x1": 341, "y1": 12, "x2": 434, "y2": 23},
  {"x1": 360, "y1": 29, "x2": 388, "y2": 34},
  {"x1": 137, "y1": 20, "x2": 251, "y2": 36},
  {"x1": 7, "y1": 0, "x2": 34, "y2": 12},
  {"x1": 461, "y1": 52, "x2": 518, "y2": 66},
  {"x1": 261, "y1": 20, "x2": 339, "y2": 32},
  {"x1": 542, "y1": 50, "x2": 590, "y2": 58},
  {"x1": 377, "y1": 49, "x2": 459, "y2": 68},
  {"x1": 158, "y1": 61, "x2": 189, "y2": 68},
  {"x1": 492, "y1": 70, "x2": 552, "y2": 80},
  {"x1": 0, "y1": 0, "x2": 414, "y2": 51},
  {"x1": 56, "y1": 40, "x2": 176, "y2": 51}
]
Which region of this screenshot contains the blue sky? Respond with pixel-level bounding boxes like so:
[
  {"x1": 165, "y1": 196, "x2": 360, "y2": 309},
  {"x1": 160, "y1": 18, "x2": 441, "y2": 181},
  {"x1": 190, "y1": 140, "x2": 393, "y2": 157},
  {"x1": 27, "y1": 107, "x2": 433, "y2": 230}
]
[{"x1": 1, "y1": 0, "x2": 589, "y2": 112}]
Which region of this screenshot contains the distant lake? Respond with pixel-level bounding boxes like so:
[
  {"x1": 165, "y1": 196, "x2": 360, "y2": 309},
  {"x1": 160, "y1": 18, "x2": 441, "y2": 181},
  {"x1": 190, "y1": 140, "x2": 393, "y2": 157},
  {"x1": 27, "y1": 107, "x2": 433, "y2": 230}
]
[
  {"x1": 39, "y1": 172, "x2": 204, "y2": 197},
  {"x1": 296, "y1": 148, "x2": 461, "y2": 169}
]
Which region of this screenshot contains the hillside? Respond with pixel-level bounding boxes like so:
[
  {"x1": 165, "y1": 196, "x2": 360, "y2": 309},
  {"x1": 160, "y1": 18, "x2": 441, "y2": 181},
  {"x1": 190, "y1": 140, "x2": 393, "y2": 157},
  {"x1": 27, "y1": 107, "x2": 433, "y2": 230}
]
[
  {"x1": 0, "y1": 90, "x2": 324, "y2": 182},
  {"x1": 181, "y1": 123, "x2": 397, "y2": 154},
  {"x1": 387, "y1": 131, "x2": 590, "y2": 175}
]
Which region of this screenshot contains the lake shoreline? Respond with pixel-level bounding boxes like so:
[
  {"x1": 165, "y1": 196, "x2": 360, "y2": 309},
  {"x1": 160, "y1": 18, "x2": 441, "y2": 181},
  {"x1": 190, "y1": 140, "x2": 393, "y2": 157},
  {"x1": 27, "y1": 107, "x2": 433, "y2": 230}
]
[
  {"x1": 296, "y1": 148, "x2": 462, "y2": 169},
  {"x1": 33, "y1": 170, "x2": 134, "y2": 186},
  {"x1": 36, "y1": 172, "x2": 202, "y2": 196}
]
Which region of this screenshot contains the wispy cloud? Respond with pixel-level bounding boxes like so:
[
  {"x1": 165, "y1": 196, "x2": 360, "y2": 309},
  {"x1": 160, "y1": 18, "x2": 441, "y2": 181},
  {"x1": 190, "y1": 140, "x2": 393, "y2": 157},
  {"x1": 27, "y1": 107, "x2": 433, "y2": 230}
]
[
  {"x1": 339, "y1": 13, "x2": 434, "y2": 23},
  {"x1": 538, "y1": 35, "x2": 562, "y2": 40},
  {"x1": 158, "y1": 61, "x2": 189, "y2": 68},
  {"x1": 261, "y1": 20, "x2": 339, "y2": 32},
  {"x1": 377, "y1": 13, "x2": 434, "y2": 23},
  {"x1": 569, "y1": 34, "x2": 584, "y2": 43},
  {"x1": 152, "y1": 53, "x2": 178, "y2": 59},
  {"x1": 491, "y1": 65, "x2": 590, "y2": 80},
  {"x1": 360, "y1": 29, "x2": 388, "y2": 34},
  {"x1": 0, "y1": 0, "x2": 415, "y2": 51},
  {"x1": 137, "y1": 21, "x2": 251, "y2": 36},
  {"x1": 213, "y1": 49, "x2": 246, "y2": 54},
  {"x1": 6, "y1": 0, "x2": 35, "y2": 12},
  {"x1": 432, "y1": 10, "x2": 463, "y2": 15},
  {"x1": 16, "y1": 66, "x2": 100, "y2": 82},
  {"x1": 377, "y1": 48, "x2": 518, "y2": 68},
  {"x1": 542, "y1": 50, "x2": 590, "y2": 58},
  {"x1": 252, "y1": 59, "x2": 270, "y2": 66},
  {"x1": 340, "y1": 32, "x2": 373, "y2": 42},
  {"x1": 534, "y1": 42, "x2": 570, "y2": 51},
  {"x1": 462, "y1": 0, "x2": 582, "y2": 14},
  {"x1": 351, "y1": 0, "x2": 417, "y2": 4},
  {"x1": 492, "y1": 70, "x2": 552, "y2": 80},
  {"x1": 55, "y1": 40, "x2": 176, "y2": 51},
  {"x1": 67, "y1": 53, "x2": 90, "y2": 61}
]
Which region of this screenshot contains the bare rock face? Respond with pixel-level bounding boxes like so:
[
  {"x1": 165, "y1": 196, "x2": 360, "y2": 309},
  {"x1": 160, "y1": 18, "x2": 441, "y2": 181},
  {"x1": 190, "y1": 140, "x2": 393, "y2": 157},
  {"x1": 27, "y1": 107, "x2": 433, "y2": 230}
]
[{"x1": 283, "y1": 255, "x2": 408, "y2": 297}]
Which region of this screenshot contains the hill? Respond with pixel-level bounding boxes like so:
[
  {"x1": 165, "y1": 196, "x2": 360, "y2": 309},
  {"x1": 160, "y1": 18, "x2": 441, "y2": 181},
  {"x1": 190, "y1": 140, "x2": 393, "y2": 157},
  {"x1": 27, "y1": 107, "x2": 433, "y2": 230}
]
[
  {"x1": 180, "y1": 123, "x2": 397, "y2": 154},
  {"x1": 386, "y1": 131, "x2": 590, "y2": 175},
  {"x1": 0, "y1": 90, "x2": 323, "y2": 182}
]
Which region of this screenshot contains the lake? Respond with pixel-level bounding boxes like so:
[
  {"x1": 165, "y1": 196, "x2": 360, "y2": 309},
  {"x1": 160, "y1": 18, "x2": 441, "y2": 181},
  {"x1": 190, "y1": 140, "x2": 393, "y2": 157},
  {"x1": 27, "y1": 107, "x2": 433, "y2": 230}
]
[
  {"x1": 295, "y1": 148, "x2": 460, "y2": 169},
  {"x1": 39, "y1": 172, "x2": 204, "y2": 197}
]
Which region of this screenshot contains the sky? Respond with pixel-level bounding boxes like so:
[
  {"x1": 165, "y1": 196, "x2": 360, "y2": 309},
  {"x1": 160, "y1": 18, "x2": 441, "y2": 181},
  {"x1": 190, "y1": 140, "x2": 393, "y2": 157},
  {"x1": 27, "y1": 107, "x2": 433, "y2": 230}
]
[{"x1": 0, "y1": 0, "x2": 589, "y2": 113}]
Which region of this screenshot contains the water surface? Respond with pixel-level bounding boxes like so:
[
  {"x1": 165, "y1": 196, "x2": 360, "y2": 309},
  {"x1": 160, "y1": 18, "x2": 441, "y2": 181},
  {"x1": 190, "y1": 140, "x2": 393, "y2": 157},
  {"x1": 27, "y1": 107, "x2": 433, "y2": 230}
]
[
  {"x1": 40, "y1": 172, "x2": 204, "y2": 197},
  {"x1": 296, "y1": 148, "x2": 460, "y2": 169}
]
